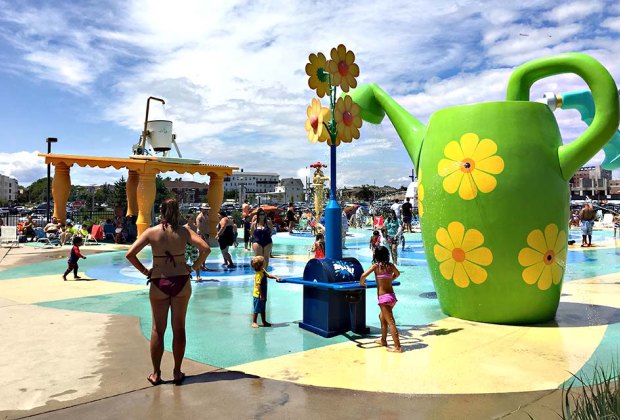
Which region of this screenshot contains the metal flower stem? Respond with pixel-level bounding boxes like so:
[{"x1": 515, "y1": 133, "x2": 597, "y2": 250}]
[{"x1": 324, "y1": 72, "x2": 342, "y2": 259}]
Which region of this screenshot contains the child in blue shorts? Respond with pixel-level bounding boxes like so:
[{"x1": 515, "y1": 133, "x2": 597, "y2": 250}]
[{"x1": 250, "y1": 255, "x2": 281, "y2": 328}]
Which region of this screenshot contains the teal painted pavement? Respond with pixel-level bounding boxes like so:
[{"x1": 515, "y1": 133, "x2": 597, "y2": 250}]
[{"x1": 8, "y1": 229, "x2": 619, "y2": 379}]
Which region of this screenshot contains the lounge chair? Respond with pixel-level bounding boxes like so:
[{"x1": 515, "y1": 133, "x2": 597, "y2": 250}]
[
  {"x1": 34, "y1": 228, "x2": 59, "y2": 248},
  {"x1": 84, "y1": 225, "x2": 101, "y2": 245},
  {"x1": 103, "y1": 223, "x2": 115, "y2": 241},
  {"x1": 0, "y1": 226, "x2": 20, "y2": 248}
]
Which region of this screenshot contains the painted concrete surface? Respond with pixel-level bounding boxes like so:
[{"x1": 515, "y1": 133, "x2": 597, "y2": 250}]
[{"x1": 0, "y1": 231, "x2": 618, "y2": 418}]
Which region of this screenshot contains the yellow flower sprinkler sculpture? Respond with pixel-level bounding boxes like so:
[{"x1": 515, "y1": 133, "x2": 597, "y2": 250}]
[{"x1": 304, "y1": 44, "x2": 362, "y2": 258}]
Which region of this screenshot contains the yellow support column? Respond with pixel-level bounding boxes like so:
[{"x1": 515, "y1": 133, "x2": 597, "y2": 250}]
[
  {"x1": 126, "y1": 170, "x2": 139, "y2": 217},
  {"x1": 52, "y1": 163, "x2": 71, "y2": 223},
  {"x1": 207, "y1": 173, "x2": 224, "y2": 242},
  {"x1": 136, "y1": 170, "x2": 156, "y2": 236}
]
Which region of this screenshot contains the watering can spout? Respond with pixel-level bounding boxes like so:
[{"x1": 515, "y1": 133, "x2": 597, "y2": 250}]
[{"x1": 348, "y1": 83, "x2": 426, "y2": 169}]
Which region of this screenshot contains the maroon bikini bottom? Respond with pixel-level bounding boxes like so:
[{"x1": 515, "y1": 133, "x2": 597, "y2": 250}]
[{"x1": 150, "y1": 275, "x2": 190, "y2": 297}]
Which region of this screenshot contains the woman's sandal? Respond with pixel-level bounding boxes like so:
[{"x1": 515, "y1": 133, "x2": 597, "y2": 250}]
[{"x1": 147, "y1": 372, "x2": 163, "y2": 386}]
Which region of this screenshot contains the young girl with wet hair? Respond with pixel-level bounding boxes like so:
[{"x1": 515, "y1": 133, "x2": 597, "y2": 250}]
[
  {"x1": 309, "y1": 232, "x2": 325, "y2": 259},
  {"x1": 359, "y1": 246, "x2": 402, "y2": 353}
]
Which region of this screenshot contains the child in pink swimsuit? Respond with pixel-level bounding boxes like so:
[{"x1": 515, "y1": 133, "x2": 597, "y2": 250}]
[{"x1": 360, "y1": 246, "x2": 402, "y2": 352}]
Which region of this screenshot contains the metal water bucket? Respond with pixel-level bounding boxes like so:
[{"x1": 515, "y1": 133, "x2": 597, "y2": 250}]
[{"x1": 146, "y1": 120, "x2": 173, "y2": 151}]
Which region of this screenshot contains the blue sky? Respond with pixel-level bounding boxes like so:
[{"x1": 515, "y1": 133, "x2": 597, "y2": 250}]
[{"x1": 1, "y1": 0, "x2": 619, "y2": 187}]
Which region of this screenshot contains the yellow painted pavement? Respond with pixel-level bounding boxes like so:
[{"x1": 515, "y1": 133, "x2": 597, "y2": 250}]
[
  {"x1": 0, "y1": 273, "x2": 144, "y2": 304},
  {"x1": 231, "y1": 273, "x2": 620, "y2": 394}
]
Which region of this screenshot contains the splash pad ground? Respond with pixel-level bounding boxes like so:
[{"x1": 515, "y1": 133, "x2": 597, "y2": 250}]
[{"x1": 0, "y1": 228, "x2": 618, "y2": 419}]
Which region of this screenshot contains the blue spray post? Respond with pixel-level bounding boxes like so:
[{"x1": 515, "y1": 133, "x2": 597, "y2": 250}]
[{"x1": 325, "y1": 144, "x2": 342, "y2": 259}]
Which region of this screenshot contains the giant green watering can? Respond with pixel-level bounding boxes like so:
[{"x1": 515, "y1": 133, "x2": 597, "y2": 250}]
[{"x1": 349, "y1": 53, "x2": 619, "y2": 324}]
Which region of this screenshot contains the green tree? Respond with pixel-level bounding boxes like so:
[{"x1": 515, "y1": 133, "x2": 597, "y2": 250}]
[
  {"x1": 356, "y1": 185, "x2": 374, "y2": 202},
  {"x1": 25, "y1": 178, "x2": 48, "y2": 205},
  {"x1": 155, "y1": 175, "x2": 173, "y2": 209},
  {"x1": 224, "y1": 190, "x2": 238, "y2": 200},
  {"x1": 114, "y1": 176, "x2": 127, "y2": 208}
]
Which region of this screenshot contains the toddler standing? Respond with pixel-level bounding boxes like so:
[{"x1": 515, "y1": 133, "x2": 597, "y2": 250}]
[
  {"x1": 360, "y1": 246, "x2": 402, "y2": 352},
  {"x1": 63, "y1": 236, "x2": 86, "y2": 281},
  {"x1": 250, "y1": 255, "x2": 281, "y2": 328}
]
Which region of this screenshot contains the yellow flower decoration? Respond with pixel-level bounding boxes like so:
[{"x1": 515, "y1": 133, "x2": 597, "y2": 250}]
[
  {"x1": 518, "y1": 224, "x2": 566, "y2": 291},
  {"x1": 328, "y1": 44, "x2": 359, "y2": 92},
  {"x1": 417, "y1": 168, "x2": 424, "y2": 217},
  {"x1": 438, "y1": 133, "x2": 505, "y2": 200},
  {"x1": 305, "y1": 52, "x2": 330, "y2": 98},
  {"x1": 305, "y1": 98, "x2": 330, "y2": 143},
  {"x1": 433, "y1": 221, "x2": 493, "y2": 288},
  {"x1": 333, "y1": 96, "x2": 362, "y2": 146}
]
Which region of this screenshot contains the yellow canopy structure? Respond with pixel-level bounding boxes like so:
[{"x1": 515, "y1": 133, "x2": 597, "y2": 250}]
[{"x1": 39, "y1": 153, "x2": 237, "y2": 237}]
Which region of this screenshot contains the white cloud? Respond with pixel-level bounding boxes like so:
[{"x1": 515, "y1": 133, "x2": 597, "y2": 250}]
[
  {"x1": 0, "y1": 0, "x2": 619, "y2": 188},
  {"x1": 544, "y1": 1, "x2": 605, "y2": 23},
  {"x1": 602, "y1": 16, "x2": 620, "y2": 31},
  {"x1": 0, "y1": 151, "x2": 47, "y2": 185}
]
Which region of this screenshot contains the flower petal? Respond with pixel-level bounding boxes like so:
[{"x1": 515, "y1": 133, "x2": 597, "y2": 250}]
[
  {"x1": 444, "y1": 141, "x2": 464, "y2": 162},
  {"x1": 349, "y1": 63, "x2": 360, "y2": 77},
  {"x1": 458, "y1": 173, "x2": 478, "y2": 200},
  {"x1": 452, "y1": 263, "x2": 469, "y2": 288},
  {"x1": 554, "y1": 230, "x2": 567, "y2": 254},
  {"x1": 434, "y1": 244, "x2": 452, "y2": 262},
  {"x1": 442, "y1": 170, "x2": 462, "y2": 194},
  {"x1": 519, "y1": 247, "x2": 543, "y2": 267},
  {"x1": 544, "y1": 224, "x2": 558, "y2": 251},
  {"x1": 466, "y1": 246, "x2": 493, "y2": 266},
  {"x1": 463, "y1": 260, "x2": 487, "y2": 284},
  {"x1": 447, "y1": 222, "x2": 465, "y2": 248},
  {"x1": 439, "y1": 259, "x2": 455, "y2": 280},
  {"x1": 522, "y1": 262, "x2": 545, "y2": 285},
  {"x1": 551, "y1": 262, "x2": 563, "y2": 285},
  {"x1": 438, "y1": 158, "x2": 461, "y2": 177},
  {"x1": 436, "y1": 227, "x2": 454, "y2": 250},
  {"x1": 461, "y1": 228, "x2": 483, "y2": 251},
  {"x1": 527, "y1": 229, "x2": 547, "y2": 254},
  {"x1": 537, "y1": 266, "x2": 552, "y2": 290},
  {"x1": 471, "y1": 169, "x2": 497, "y2": 194},
  {"x1": 345, "y1": 50, "x2": 355, "y2": 65},
  {"x1": 471, "y1": 138, "x2": 498, "y2": 161},
  {"x1": 460, "y1": 133, "x2": 480, "y2": 158},
  {"x1": 476, "y1": 156, "x2": 505, "y2": 174}
]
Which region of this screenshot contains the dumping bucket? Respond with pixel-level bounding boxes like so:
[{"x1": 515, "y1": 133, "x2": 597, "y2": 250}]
[{"x1": 146, "y1": 120, "x2": 173, "y2": 151}]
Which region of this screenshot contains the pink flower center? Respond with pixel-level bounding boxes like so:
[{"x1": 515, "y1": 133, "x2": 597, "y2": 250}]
[
  {"x1": 310, "y1": 115, "x2": 319, "y2": 131},
  {"x1": 343, "y1": 111, "x2": 353, "y2": 126},
  {"x1": 452, "y1": 248, "x2": 466, "y2": 262},
  {"x1": 338, "y1": 61, "x2": 348, "y2": 77}
]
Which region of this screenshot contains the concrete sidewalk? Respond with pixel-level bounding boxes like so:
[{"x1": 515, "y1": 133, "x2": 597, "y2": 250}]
[{"x1": 0, "y1": 241, "x2": 609, "y2": 419}]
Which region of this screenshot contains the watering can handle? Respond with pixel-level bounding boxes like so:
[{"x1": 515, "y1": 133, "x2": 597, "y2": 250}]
[{"x1": 506, "y1": 53, "x2": 619, "y2": 180}]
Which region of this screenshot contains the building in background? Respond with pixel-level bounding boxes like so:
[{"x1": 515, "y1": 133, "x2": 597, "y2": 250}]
[
  {"x1": 164, "y1": 179, "x2": 209, "y2": 205},
  {"x1": 570, "y1": 166, "x2": 614, "y2": 199},
  {"x1": 279, "y1": 178, "x2": 305, "y2": 202},
  {"x1": 224, "y1": 171, "x2": 279, "y2": 195},
  {"x1": 0, "y1": 174, "x2": 18, "y2": 203}
]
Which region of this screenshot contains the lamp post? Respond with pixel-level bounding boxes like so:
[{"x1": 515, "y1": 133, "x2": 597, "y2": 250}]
[{"x1": 46, "y1": 137, "x2": 58, "y2": 223}]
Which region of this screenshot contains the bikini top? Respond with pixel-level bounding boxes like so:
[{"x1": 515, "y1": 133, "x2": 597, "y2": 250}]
[
  {"x1": 152, "y1": 251, "x2": 185, "y2": 267},
  {"x1": 375, "y1": 271, "x2": 393, "y2": 281}
]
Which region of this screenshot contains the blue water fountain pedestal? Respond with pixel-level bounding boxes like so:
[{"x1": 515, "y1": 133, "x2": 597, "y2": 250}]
[{"x1": 282, "y1": 258, "x2": 400, "y2": 338}]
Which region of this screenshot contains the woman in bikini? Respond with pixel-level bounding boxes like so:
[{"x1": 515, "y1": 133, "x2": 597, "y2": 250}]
[
  {"x1": 359, "y1": 246, "x2": 402, "y2": 353},
  {"x1": 250, "y1": 208, "x2": 274, "y2": 268},
  {"x1": 126, "y1": 198, "x2": 210, "y2": 386}
]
